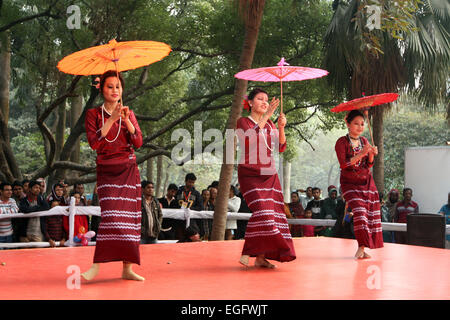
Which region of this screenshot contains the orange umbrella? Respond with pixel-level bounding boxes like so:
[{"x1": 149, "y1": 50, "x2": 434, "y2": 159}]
[{"x1": 57, "y1": 39, "x2": 171, "y2": 75}]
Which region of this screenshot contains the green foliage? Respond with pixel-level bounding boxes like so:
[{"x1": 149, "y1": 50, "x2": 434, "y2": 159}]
[{"x1": 383, "y1": 105, "x2": 449, "y2": 191}]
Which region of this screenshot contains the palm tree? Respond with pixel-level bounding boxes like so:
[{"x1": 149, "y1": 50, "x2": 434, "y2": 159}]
[
  {"x1": 210, "y1": 0, "x2": 266, "y2": 241},
  {"x1": 323, "y1": 0, "x2": 449, "y2": 194}
]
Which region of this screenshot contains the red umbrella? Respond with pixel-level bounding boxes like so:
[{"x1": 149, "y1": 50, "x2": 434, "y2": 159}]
[
  {"x1": 234, "y1": 58, "x2": 328, "y2": 113},
  {"x1": 331, "y1": 92, "x2": 399, "y2": 144}
]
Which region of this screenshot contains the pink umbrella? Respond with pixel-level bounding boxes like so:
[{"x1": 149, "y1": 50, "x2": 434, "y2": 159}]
[{"x1": 234, "y1": 58, "x2": 329, "y2": 113}]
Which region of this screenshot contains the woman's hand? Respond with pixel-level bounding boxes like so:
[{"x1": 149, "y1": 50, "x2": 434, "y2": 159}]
[
  {"x1": 110, "y1": 103, "x2": 123, "y2": 122},
  {"x1": 121, "y1": 106, "x2": 130, "y2": 121},
  {"x1": 362, "y1": 143, "x2": 371, "y2": 156},
  {"x1": 369, "y1": 145, "x2": 378, "y2": 156},
  {"x1": 278, "y1": 112, "x2": 287, "y2": 128},
  {"x1": 266, "y1": 97, "x2": 280, "y2": 117}
]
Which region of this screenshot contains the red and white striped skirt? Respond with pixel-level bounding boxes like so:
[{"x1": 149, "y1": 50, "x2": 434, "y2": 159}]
[
  {"x1": 341, "y1": 175, "x2": 383, "y2": 249},
  {"x1": 93, "y1": 156, "x2": 142, "y2": 264},
  {"x1": 238, "y1": 166, "x2": 296, "y2": 262}
]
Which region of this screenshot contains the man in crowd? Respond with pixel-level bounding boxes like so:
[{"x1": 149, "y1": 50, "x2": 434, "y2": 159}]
[
  {"x1": 306, "y1": 187, "x2": 324, "y2": 236},
  {"x1": 288, "y1": 191, "x2": 305, "y2": 237},
  {"x1": 226, "y1": 185, "x2": 241, "y2": 240},
  {"x1": 381, "y1": 189, "x2": 400, "y2": 243},
  {"x1": 11, "y1": 181, "x2": 26, "y2": 242},
  {"x1": 393, "y1": 187, "x2": 419, "y2": 244},
  {"x1": 438, "y1": 192, "x2": 450, "y2": 248},
  {"x1": 18, "y1": 180, "x2": 50, "y2": 242},
  {"x1": 141, "y1": 181, "x2": 163, "y2": 244},
  {"x1": 298, "y1": 186, "x2": 313, "y2": 210},
  {"x1": 320, "y1": 186, "x2": 339, "y2": 237},
  {"x1": 0, "y1": 182, "x2": 20, "y2": 244},
  {"x1": 175, "y1": 173, "x2": 203, "y2": 240},
  {"x1": 158, "y1": 183, "x2": 179, "y2": 240},
  {"x1": 73, "y1": 183, "x2": 87, "y2": 206}
]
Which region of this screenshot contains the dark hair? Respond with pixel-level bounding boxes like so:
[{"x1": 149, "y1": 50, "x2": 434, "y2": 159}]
[
  {"x1": 0, "y1": 182, "x2": 12, "y2": 191},
  {"x1": 70, "y1": 190, "x2": 81, "y2": 197},
  {"x1": 142, "y1": 180, "x2": 154, "y2": 189},
  {"x1": 167, "y1": 183, "x2": 178, "y2": 192},
  {"x1": 53, "y1": 183, "x2": 64, "y2": 189},
  {"x1": 185, "y1": 173, "x2": 197, "y2": 182},
  {"x1": 210, "y1": 181, "x2": 219, "y2": 189},
  {"x1": 230, "y1": 185, "x2": 236, "y2": 195},
  {"x1": 12, "y1": 180, "x2": 23, "y2": 188},
  {"x1": 248, "y1": 88, "x2": 268, "y2": 101},
  {"x1": 291, "y1": 191, "x2": 299, "y2": 197},
  {"x1": 312, "y1": 187, "x2": 321, "y2": 192},
  {"x1": 99, "y1": 70, "x2": 125, "y2": 94},
  {"x1": 22, "y1": 179, "x2": 30, "y2": 185},
  {"x1": 74, "y1": 183, "x2": 84, "y2": 189},
  {"x1": 345, "y1": 110, "x2": 365, "y2": 124},
  {"x1": 403, "y1": 188, "x2": 412, "y2": 195},
  {"x1": 28, "y1": 180, "x2": 40, "y2": 189}
]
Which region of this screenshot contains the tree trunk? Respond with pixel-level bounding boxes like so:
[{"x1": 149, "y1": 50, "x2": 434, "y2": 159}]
[
  {"x1": 372, "y1": 106, "x2": 385, "y2": 195},
  {"x1": 146, "y1": 158, "x2": 153, "y2": 182},
  {"x1": 0, "y1": 31, "x2": 22, "y2": 182},
  {"x1": 211, "y1": 0, "x2": 266, "y2": 241},
  {"x1": 282, "y1": 158, "x2": 291, "y2": 202},
  {"x1": 156, "y1": 155, "x2": 163, "y2": 198},
  {"x1": 70, "y1": 95, "x2": 83, "y2": 165}
]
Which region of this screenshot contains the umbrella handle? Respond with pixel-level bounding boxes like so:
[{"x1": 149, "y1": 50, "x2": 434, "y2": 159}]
[
  {"x1": 364, "y1": 111, "x2": 375, "y2": 146},
  {"x1": 280, "y1": 80, "x2": 283, "y2": 114}
]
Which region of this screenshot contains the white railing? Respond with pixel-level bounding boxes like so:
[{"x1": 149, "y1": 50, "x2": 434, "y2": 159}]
[{"x1": 1, "y1": 197, "x2": 449, "y2": 249}]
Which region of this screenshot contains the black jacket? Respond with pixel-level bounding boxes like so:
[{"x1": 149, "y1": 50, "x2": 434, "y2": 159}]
[{"x1": 17, "y1": 194, "x2": 50, "y2": 237}]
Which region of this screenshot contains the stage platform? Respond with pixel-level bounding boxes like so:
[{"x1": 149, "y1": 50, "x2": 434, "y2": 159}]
[{"x1": 0, "y1": 237, "x2": 448, "y2": 300}]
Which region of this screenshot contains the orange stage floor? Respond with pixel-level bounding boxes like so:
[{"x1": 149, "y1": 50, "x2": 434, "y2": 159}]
[{"x1": 0, "y1": 237, "x2": 449, "y2": 300}]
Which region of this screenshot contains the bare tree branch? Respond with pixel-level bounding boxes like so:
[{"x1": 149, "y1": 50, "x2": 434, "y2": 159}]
[
  {"x1": 142, "y1": 86, "x2": 234, "y2": 145},
  {"x1": 0, "y1": 0, "x2": 61, "y2": 33},
  {"x1": 291, "y1": 127, "x2": 315, "y2": 151},
  {"x1": 172, "y1": 47, "x2": 233, "y2": 57}
]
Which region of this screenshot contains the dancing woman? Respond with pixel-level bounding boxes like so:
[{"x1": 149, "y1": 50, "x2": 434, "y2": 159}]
[
  {"x1": 237, "y1": 88, "x2": 296, "y2": 268},
  {"x1": 82, "y1": 70, "x2": 144, "y2": 281},
  {"x1": 335, "y1": 110, "x2": 383, "y2": 259}
]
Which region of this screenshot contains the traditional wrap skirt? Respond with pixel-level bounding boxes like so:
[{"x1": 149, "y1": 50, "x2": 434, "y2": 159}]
[
  {"x1": 93, "y1": 155, "x2": 142, "y2": 264},
  {"x1": 238, "y1": 166, "x2": 296, "y2": 262},
  {"x1": 341, "y1": 174, "x2": 383, "y2": 249}
]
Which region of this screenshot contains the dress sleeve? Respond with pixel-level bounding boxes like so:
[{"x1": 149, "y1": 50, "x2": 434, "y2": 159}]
[
  {"x1": 335, "y1": 137, "x2": 352, "y2": 169},
  {"x1": 128, "y1": 110, "x2": 143, "y2": 149},
  {"x1": 85, "y1": 108, "x2": 106, "y2": 151}
]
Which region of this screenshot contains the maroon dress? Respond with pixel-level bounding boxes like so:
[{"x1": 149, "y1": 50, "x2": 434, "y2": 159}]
[
  {"x1": 335, "y1": 135, "x2": 383, "y2": 249},
  {"x1": 85, "y1": 105, "x2": 143, "y2": 264},
  {"x1": 236, "y1": 117, "x2": 296, "y2": 262}
]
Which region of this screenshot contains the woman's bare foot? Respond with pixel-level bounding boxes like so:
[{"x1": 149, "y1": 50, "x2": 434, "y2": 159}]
[
  {"x1": 81, "y1": 263, "x2": 99, "y2": 281},
  {"x1": 355, "y1": 247, "x2": 371, "y2": 259},
  {"x1": 239, "y1": 255, "x2": 250, "y2": 267},
  {"x1": 122, "y1": 262, "x2": 145, "y2": 281},
  {"x1": 255, "y1": 256, "x2": 276, "y2": 269}
]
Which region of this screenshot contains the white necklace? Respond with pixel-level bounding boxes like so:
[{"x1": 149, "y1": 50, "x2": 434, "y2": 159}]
[
  {"x1": 101, "y1": 104, "x2": 121, "y2": 143},
  {"x1": 249, "y1": 116, "x2": 274, "y2": 152}
]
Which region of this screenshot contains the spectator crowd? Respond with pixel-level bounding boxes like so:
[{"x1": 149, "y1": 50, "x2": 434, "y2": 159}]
[{"x1": 1, "y1": 174, "x2": 449, "y2": 248}]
